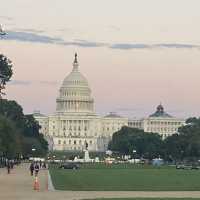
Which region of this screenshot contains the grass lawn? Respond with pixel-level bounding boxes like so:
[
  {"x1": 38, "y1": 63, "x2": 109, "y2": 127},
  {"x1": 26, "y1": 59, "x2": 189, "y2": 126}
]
[{"x1": 49, "y1": 163, "x2": 200, "y2": 191}]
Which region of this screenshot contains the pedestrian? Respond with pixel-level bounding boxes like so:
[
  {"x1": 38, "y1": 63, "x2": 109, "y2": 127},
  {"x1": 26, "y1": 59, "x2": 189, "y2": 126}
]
[
  {"x1": 39, "y1": 160, "x2": 42, "y2": 168},
  {"x1": 42, "y1": 161, "x2": 46, "y2": 169},
  {"x1": 10, "y1": 160, "x2": 14, "y2": 169},
  {"x1": 34, "y1": 162, "x2": 40, "y2": 177},
  {"x1": 7, "y1": 160, "x2": 11, "y2": 174},
  {"x1": 29, "y1": 162, "x2": 34, "y2": 176}
]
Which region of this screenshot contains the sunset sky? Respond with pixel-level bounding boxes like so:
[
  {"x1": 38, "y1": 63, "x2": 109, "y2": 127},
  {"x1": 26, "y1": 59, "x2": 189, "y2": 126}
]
[{"x1": 0, "y1": 0, "x2": 200, "y2": 118}]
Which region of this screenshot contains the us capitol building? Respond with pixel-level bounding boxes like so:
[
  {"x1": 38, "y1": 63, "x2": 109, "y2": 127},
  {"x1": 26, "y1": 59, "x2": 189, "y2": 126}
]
[{"x1": 34, "y1": 54, "x2": 185, "y2": 152}]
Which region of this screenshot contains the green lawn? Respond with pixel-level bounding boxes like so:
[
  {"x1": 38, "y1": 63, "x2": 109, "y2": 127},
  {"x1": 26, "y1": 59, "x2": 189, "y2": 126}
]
[{"x1": 49, "y1": 163, "x2": 200, "y2": 191}]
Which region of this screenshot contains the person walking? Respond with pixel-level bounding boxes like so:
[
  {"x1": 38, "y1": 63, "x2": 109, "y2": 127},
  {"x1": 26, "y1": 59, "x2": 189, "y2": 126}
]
[
  {"x1": 29, "y1": 162, "x2": 34, "y2": 176},
  {"x1": 6, "y1": 160, "x2": 11, "y2": 174},
  {"x1": 39, "y1": 160, "x2": 42, "y2": 168},
  {"x1": 42, "y1": 161, "x2": 46, "y2": 169},
  {"x1": 34, "y1": 162, "x2": 40, "y2": 177}
]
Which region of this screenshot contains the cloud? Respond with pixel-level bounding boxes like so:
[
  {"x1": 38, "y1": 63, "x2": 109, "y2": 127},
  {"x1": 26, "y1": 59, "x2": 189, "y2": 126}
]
[
  {"x1": 110, "y1": 43, "x2": 150, "y2": 49},
  {"x1": 1, "y1": 31, "x2": 105, "y2": 47},
  {"x1": 8, "y1": 80, "x2": 32, "y2": 86},
  {"x1": 3, "y1": 31, "x2": 64, "y2": 44},
  {"x1": 155, "y1": 43, "x2": 200, "y2": 49},
  {"x1": 1, "y1": 30, "x2": 200, "y2": 50},
  {"x1": 65, "y1": 39, "x2": 107, "y2": 47},
  {"x1": 110, "y1": 43, "x2": 200, "y2": 50}
]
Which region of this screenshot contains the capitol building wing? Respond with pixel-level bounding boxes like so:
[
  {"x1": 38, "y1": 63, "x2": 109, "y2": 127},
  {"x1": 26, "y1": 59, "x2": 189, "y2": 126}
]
[{"x1": 34, "y1": 54, "x2": 185, "y2": 152}]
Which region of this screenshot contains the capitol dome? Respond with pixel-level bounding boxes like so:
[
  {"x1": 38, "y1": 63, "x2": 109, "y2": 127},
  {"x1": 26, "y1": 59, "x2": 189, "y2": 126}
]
[{"x1": 56, "y1": 53, "x2": 94, "y2": 114}]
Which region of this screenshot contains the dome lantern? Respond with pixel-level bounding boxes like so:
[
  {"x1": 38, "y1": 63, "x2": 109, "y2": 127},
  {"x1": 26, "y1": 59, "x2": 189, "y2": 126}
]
[{"x1": 72, "y1": 53, "x2": 79, "y2": 72}]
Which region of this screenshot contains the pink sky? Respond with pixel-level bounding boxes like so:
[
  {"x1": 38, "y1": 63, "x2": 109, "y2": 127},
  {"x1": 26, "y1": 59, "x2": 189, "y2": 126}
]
[{"x1": 0, "y1": 0, "x2": 200, "y2": 118}]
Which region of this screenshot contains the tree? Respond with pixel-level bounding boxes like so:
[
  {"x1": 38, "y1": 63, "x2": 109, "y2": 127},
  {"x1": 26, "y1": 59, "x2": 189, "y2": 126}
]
[
  {"x1": 109, "y1": 126, "x2": 163, "y2": 159},
  {"x1": 164, "y1": 117, "x2": 200, "y2": 162},
  {"x1": 0, "y1": 54, "x2": 13, "y2": 97},
  {"x1": 0, "y1": 115, "x2": 22, "y2": 158},
  {"x1": 0, "y1": 99, "x2": 48, "y2": 158}
]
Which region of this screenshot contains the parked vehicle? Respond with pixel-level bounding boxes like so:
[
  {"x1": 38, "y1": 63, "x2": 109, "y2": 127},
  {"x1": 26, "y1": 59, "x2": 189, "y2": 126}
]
[
  {"x1": 176, "y1": 164, "x2": 200, "y2": 170},
  {"x1": 59, "y1": 163, "x2": 80, "y2": 170}
]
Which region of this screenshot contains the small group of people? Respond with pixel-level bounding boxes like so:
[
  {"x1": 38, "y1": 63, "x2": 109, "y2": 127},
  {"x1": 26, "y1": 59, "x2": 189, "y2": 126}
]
[{"x1": 29, "y1": 160, "x2": 47, "y2": 177}]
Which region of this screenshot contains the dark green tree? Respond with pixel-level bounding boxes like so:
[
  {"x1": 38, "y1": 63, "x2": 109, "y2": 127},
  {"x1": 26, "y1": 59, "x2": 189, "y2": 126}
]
[
  {"x1": 0, "y1": 54, "x2": 13, "y2": 97},
  {"x1": 164, "y1": 117, "x2": 200, "y2": 161},
  {"x1": 0, "y1": 99, "x2": 48, "y2": 157},
  {"x1": 109, "y1": 126, "x2": 163, "y2": 159},
  {"x1": 0, "y1": 115, "x2": 22, "y2": 158}
]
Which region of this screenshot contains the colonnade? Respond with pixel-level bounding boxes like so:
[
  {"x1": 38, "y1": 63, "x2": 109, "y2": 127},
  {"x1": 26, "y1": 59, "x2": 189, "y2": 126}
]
[{"x1": 57, "y1": 100, "x2": 94, "y2": 112}]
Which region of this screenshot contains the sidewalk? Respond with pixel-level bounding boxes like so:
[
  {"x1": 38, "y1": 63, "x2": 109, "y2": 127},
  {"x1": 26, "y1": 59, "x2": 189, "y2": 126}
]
[
  {"x1": 1, "y1": 163, "x2": 200, "y2": 200},
  {"x1": 0, "y1": 163, "x2": 48, "y2": 200}
]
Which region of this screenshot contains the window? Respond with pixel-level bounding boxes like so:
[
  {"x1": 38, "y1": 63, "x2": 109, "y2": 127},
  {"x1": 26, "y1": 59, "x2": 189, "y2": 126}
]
[
  {"x1": 69, "y1": 140, "x2": 71, "y2": 144},
  {"x1": 74, "y1": 140, "x2": 76, "y2": 145},
  {"x1": 63, "y1": 141, "x2": 66, "y2": 145},
  {"x1": 58, "y1": 140, "x2": 61, "y2": 145}
]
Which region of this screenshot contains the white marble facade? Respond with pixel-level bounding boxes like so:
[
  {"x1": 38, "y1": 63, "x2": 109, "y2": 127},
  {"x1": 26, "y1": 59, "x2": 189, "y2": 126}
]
[{"x1": 128, "y1": 104, "x2": 185, "y2": 139}]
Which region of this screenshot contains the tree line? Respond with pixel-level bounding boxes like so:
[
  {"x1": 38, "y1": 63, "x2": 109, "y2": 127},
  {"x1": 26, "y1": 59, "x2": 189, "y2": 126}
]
[
  {"x1": 0, "y1": 54, "x2": 48, "y2": 160},
  {"x1": 0, "y1": 99, "x2": 48, "y2": 159},
  {"x1": 109, "y1": 117, "x2": 200, "y2": 162}
]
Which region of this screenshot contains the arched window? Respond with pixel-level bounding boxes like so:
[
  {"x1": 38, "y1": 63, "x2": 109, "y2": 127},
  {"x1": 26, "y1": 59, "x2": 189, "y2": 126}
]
[{"x1": 74, "y1": 140, "x2": 76, "y2": 145}]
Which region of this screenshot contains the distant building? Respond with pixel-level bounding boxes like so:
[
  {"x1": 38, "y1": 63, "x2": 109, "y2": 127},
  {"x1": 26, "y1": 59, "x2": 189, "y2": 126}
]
[
  {"x1": 34, "y1": 54, "x2": 185, "y2": 151},
  {"x1": 34, "y1": 54, "x2": 128, "y2": 152},
  {"x1": 128, "y1": 104, "x2": 185, "y2": 139}
]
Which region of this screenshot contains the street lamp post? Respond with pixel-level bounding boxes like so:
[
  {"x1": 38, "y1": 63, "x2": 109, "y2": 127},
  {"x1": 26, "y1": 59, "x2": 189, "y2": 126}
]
[{"x1": 31, "y1": 148, "x2": 36, "y2": 159}]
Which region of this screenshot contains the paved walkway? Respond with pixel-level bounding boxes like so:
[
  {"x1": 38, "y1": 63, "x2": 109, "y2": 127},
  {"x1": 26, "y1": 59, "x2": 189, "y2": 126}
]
[{"x1": 1, "y1": 163, "x2": 200, "y2": 200}]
